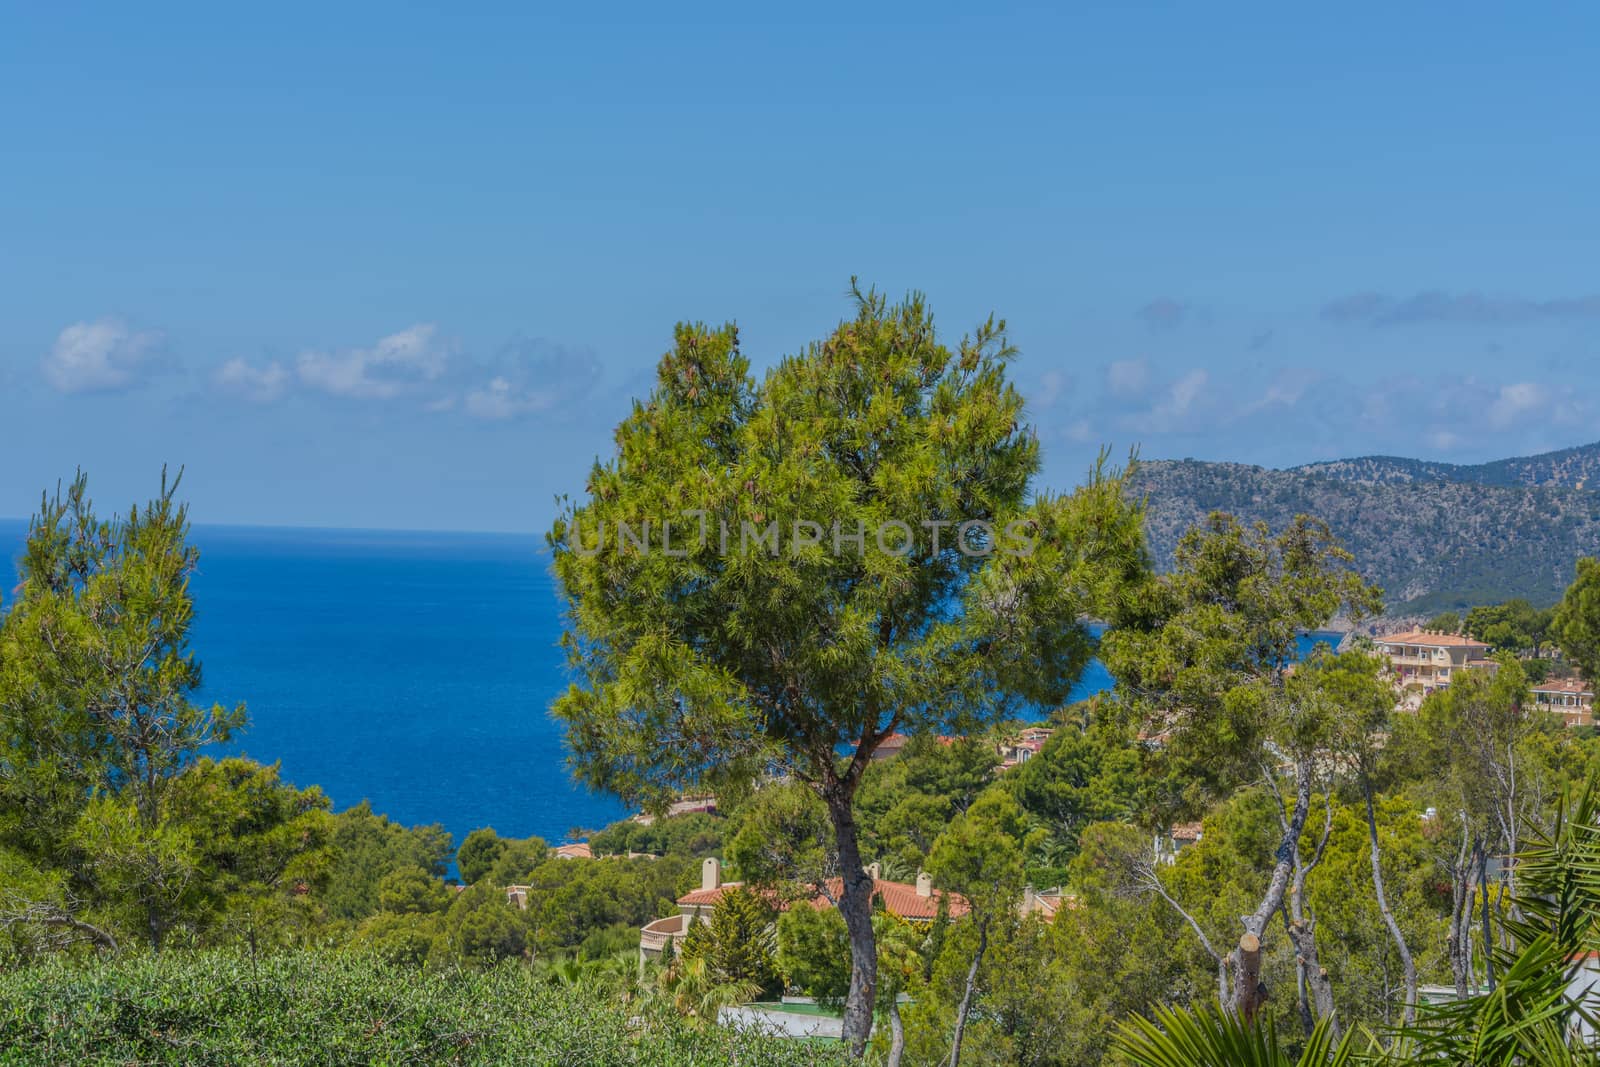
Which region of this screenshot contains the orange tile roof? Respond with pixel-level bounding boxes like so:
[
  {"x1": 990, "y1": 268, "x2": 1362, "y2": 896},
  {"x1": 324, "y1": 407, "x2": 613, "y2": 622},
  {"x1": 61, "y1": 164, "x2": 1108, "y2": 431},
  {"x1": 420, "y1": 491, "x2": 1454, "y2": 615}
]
[
  {"x1": 856, "y1": 877, "x2": 968, "y2": 920},
  {"x1": 1022, "y1": 890, "x2": 1076, "y2": 920},
  {"x1": 676, "y1": 881, "x2": 748, "y2": 907},
  {"x1": 553, "y1": 842, "x2": 593, "y2": 860},
  {"x1": 1381, "y1": 631, "x2": 1490, "y2": 648},
  {"x1": 1171, "y1": 821, "x2": 1204, "y2": 842},
  {"x1": 1533, "y1": 678, "x2": 1593, "y2": 695},
  {"x1": 678, "y1": 877, "x2": 968, "y2": 920}
]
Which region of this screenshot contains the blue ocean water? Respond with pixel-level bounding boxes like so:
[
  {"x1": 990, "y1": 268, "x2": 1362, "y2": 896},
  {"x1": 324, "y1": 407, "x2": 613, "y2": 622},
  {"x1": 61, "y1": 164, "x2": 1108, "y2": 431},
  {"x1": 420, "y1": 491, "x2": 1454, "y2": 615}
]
[
  {"x1": 0, "y1": 518, "x2": 1339, "y2": 846},
  {"x1": 0, "y1": 519, "x2": 627, "y2": 846}
]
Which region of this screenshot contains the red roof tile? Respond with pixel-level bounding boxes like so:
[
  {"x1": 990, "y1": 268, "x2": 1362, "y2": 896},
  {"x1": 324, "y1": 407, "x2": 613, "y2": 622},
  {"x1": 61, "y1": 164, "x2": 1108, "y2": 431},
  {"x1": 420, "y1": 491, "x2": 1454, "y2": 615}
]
[
  {"x1": 1533, "y1": 678, "x2": 1593, "y2": 696},
  {"x1": 1381, "y1": 631, "x2": 1490, "y2": 649},
  {"x1": 678, "y1": 877, "x2": 968, "y2": 920}
]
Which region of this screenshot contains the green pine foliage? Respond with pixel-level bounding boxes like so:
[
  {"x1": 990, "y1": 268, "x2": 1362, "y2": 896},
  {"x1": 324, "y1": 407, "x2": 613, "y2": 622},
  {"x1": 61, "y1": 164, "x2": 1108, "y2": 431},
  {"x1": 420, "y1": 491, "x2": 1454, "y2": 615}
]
[
  {"x1": 322, "y1": 801, "x2": 452, "y2": 922},
  {"x1": 588, "y1": 812, "x2": 724, "y2": 859},
  {"x1": 680, "y1": 886, "x2": 779, "y2": 993},
  {"x1": 546, "y1": 284, "x2": 1148, "y2": 1050},
  {"x1": 1553, "y1": 557, "x2": 1600, "y2": 681},
  {"x1": 455, "y1": 827, "x2": 509, "y2": 884}
]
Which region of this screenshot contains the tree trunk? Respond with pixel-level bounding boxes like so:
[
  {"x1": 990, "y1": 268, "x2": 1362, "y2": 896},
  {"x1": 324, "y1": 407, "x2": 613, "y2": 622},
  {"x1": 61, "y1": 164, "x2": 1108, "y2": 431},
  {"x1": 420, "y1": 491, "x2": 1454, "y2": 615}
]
[
  {"x1": 1447, "y1": 815, "x2": 1473, "y2": 998},
  {"x1": 1235, "y1": 933, "x2": 1265, "y2": 1022},
  {"x1": 0, "y1": 901, "x2": 119, "y2": 953},
  {"x1": 1363, "y1": 779, "x2": 1417, "y2": 1024},
  {"x1": 824, "y1": 788, "x2": 877, "y2": 1058},
  {"x1": 886, "y1": 999, "x2": 905, "y2": 1067},
  {"x1": 948, "y1": 916, "x2": 988, "y2": 1067},
  {"x1": 1288, "y1": 906, "x2": 1312, "y2": 1037},
  {"x1": 1285, "y1": 918, "x2": 1336, "y2": 1036},
  {"x1": 146, "y1": 896, "x2": 165, "y2": 954},
  {"x1": 1477, "y1": 844, "x2": 1495, "y2": 993},
  {"x1": 1229, "y1": 757, "x2": 1312, "y2": 1019},
  {"x1": 1285, "y1": 793, "x2": 1335, "y2": 1039}
]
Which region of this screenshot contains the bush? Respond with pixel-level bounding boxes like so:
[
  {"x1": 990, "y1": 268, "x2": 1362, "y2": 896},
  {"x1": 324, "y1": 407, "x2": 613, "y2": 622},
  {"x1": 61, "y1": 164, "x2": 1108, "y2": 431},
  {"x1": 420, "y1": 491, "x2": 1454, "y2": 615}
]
[
  {"x1": 443, "y1": 883, "x2": 531, "y2": 967},
  {"x1": 0, "y1": 950, "x2": 848, "y2": 1065},
  {"x1": 588, "y1": 813, "x2": 724, "y2": 859}
]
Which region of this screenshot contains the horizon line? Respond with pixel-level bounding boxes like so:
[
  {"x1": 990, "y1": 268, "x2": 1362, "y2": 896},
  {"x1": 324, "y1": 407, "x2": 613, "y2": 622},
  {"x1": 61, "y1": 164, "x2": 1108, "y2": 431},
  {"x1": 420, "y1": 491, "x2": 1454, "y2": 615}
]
[{"x1": 0, "y1": 515, "x2": 550, "y2": 541}]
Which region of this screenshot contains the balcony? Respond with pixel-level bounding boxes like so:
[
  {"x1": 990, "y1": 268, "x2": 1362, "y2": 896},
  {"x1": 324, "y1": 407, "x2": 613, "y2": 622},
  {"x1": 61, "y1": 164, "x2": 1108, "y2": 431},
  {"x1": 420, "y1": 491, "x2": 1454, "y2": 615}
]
[{"x1": 639, "y1": 913, "x2": 692, "y2": 956}]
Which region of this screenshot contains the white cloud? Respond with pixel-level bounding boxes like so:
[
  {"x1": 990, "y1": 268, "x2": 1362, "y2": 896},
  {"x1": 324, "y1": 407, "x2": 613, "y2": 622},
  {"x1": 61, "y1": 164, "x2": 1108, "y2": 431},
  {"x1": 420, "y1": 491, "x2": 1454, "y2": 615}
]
[
  {"x1": 1157, "y1": 369, "x2": 1208, "y2": 418},
  {"x1": 1105, "y1": 358, "x2": 1150, "y2": 398},
  {"x1": 42, "y1": 318, "x2": 163, "y2": 393},
  {"x1": 214, "y1": 357, "x2": 289, "y2": 403},
  {"x1": 1429, "y1": 429, "x2": 1463, "y2": 451},
  {"x1": 452, "y1": 339, "x2": 606, "y2": 422},
  {"x1": 1240, "y1": 368, "x2": 1319, "y2": 417},
  {"x1": 296, "y1": 324, "x2": 451, "y2": 399},
  {"x1": 1486, "y1": 382, "x2": 1547, "y2": 429},
  {"x1": 462, "y1": 376, "x2": 558, "y2": 420}
]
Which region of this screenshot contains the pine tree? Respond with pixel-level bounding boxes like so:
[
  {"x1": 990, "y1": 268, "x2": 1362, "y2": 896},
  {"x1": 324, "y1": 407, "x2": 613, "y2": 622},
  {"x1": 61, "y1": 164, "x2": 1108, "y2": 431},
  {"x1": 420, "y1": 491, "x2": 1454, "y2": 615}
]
[{"x1": 548, "y1": 283, "x2": 1146, "y2": 1054}]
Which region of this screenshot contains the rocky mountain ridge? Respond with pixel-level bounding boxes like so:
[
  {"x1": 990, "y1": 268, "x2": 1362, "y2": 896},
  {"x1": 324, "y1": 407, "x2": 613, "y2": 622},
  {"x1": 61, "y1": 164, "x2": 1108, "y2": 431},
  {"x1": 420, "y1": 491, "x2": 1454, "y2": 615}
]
[{"x1": 1129, "y1": 441, "x2": 1600, "y2": 613}]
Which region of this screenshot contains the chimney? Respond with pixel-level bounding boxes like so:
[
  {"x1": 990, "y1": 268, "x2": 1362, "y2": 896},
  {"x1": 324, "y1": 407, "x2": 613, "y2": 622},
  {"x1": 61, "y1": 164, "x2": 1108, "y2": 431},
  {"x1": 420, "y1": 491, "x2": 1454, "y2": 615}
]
[
  {"x1": 701, "y1": 857, "x2": 721, "y2": 892},
  {"x1": 915, "y1": 871, "x2": 933, "y2": 898},
  {"x1": 865, "y1": 862, "x2": 880, "y2": 882}
]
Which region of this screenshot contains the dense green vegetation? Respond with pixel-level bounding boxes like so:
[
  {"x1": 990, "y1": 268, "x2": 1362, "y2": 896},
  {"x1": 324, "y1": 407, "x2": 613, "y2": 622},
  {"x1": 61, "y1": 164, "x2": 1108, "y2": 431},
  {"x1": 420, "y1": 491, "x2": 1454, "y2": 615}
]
[
  {"x1": 1113, "y1": 774, "x2": 1600, "y2": 1065},
  {"x1": 1132, "y1": 447, "x2": 1600, "y2": 611},
  {"x1": 3, "y1": 476, "x2": 1600, "y2": 1064},
  {"x1": 0, "y1": 951, "x2": 846, "y2": 1066},
  {"x1": 6, "y1": 302, "x2": 1600, "y2": 1062},
  {"x1": 1554, "y1": 556, "x2": 1600, "y2": 682}
]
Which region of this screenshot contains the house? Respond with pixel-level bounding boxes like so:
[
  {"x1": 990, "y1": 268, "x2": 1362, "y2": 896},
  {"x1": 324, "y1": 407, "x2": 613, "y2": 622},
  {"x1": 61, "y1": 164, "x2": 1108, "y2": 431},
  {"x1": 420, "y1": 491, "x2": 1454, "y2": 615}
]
[
  {"x1": 1531, "y1": 677, "x2": 1595, "y2": 728},
  {"x1": 1377, "y1": 631, "x2": 1495, "y2": 707},
  {"x1": 1419, "y1": 953, "x2": 1599, "y2": 1042},
  {"x1": 1020, "y1": 885, "x2": 1075, "y2": 921},
  {"x1": 872, "y1": 733, "x2": 912, "y2": 761},
  {"x1": 1137, "y1": 727, "x2": 1172, "y2": 749},
  {"x1": 873, "y1": 733, "x2": 966, "y2": 761},
  {"x1": 997, "y1": 726, "x2": 1054, "y2": 770},
  {"x1": 639, "y1": 857, "x2": 968, "y2": 962},
  {"x1": 632, "y1": 794, "x2": 719, "y2": 826},
  {"x1": 1156, "y1": 821, "x2": 1204, "y2": 864},
  {"x1": 553, "y1": 842, "x2": 593, "y2": 860},
  {"x1": 999, "y1": 737, "x2": 1047, "y2": 769}
]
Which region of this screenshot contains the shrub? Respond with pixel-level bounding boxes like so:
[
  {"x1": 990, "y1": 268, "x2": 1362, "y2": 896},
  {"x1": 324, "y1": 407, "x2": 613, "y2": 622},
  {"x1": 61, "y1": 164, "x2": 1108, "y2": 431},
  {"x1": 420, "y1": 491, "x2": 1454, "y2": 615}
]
[{"x1": 0, "y1": 950, "x2": 848, "y2": 1065}]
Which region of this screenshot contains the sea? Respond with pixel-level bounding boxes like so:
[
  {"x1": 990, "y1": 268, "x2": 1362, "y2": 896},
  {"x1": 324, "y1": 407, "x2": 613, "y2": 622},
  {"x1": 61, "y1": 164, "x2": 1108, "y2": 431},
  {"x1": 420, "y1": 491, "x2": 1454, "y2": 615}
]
[{"x1": 0, "y1": 519, "x2": 1335, "y2": 848}]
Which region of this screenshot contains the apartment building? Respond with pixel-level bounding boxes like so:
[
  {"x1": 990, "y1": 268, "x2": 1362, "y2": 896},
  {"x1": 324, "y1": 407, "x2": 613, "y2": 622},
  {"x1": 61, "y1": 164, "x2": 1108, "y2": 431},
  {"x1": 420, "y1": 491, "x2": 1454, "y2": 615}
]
[
  {"x1": 1531, "y1": 677, "x2": 1595, "y2": 728},
  {"x1": 1377, "y1": 630, "x2": 1494, "y2": 707}
]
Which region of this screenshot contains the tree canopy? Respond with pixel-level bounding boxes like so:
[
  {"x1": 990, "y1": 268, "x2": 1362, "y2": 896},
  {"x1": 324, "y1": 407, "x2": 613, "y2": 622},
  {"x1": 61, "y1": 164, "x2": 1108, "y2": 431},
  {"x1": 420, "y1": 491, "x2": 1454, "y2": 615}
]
[
  {"x1": 1552, "y1": 556, "x2": 1600, "y2": 682},
  {"x1": 547, "y1": 285, "x2": 1147, "y2": 1054}
]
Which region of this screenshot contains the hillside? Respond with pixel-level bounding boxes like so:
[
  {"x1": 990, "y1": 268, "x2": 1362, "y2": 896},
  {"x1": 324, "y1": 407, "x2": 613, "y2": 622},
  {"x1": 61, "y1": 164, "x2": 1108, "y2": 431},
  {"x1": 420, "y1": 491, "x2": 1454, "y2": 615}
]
[
  {"x1": 1129, "y1": 442, "x2": 1600, "y2": 613},
  {"x1": 1292, "y1": 440, "x2": 1600, "y2": 489}
]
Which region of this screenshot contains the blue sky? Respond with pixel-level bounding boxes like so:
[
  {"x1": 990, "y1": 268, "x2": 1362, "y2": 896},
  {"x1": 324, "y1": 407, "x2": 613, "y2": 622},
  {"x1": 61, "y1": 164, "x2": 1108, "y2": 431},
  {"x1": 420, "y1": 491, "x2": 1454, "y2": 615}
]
[{"x1": 4, "y1": 3, "x2": 1598, "y2": 531}]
